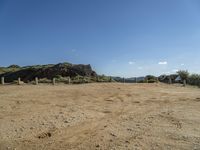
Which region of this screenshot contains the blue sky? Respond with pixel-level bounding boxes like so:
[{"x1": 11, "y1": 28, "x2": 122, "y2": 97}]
[{"x1": 0, "y1": 0, "x2": 200, "y2": 77}]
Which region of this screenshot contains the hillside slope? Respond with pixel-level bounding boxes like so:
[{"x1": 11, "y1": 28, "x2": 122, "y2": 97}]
[{"x1": 0, "y1": 62, "x2": 97, "y2": 82}]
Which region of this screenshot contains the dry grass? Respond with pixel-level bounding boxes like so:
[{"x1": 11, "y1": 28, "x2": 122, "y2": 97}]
[{"x1": 0, "y1": 83, "x2": 200, "y2": 150}]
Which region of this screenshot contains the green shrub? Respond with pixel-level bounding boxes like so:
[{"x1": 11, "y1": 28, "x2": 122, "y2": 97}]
[
  {"x1": 147, "y1": 79, "x2": 157, "y2": 83},
  {"x1": 55, "y1": 76, "x2": 70, "y2": 84},
  {"x1": 188, "y1": 74, "x2": 200, "y2": 87},
  {"x1": 145, "y1": 75, "x2": 157, "y2": 81},
  {"x1": 38, "y1": 78, "x2": 52, "y2": 83},
  {"x1": 144, "y1": 75, "x2": 158, "y2": 83},
  {"x1": 97, "y1": 75, "x2": 113, "y2": 82},
  {"x1": 71, "y1": 75, "x2": 92, "y2": 84},
  {"x1": 55, "y1": 75, "x2": 63, "y2": 79}
]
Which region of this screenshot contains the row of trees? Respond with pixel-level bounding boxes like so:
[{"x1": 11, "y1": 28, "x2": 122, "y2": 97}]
[
  {"x1": 146, "y1": 71, "x2": 200, "y2": 87},
  {"x1": 177, "y1": 70, "x2": 200, "y2": 87}
]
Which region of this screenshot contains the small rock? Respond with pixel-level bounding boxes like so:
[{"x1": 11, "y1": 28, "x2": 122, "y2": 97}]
[
  {"x1": 125, "y1": 140, "x2": 130, "y2": 143},
  {"x1": 96, "y1": 144, "x2": 100, "y2": 148},
  {"x1": 110, "y1": 133, "x2": 117, "y2": 137},
  {"x1": 127, "y1": 128, "x2": 132, "y2": 131}
]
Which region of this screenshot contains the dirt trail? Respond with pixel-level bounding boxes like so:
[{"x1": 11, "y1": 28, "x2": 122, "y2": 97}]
[{"x1": 0, "y1": 83, "x2": 200, "y2": 150}]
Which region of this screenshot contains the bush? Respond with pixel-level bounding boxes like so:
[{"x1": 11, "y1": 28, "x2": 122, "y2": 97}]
[
  {"x1": 145, "y1": 75, "x2": 158, "y2": 83},
  {"x1": 55, "y1": 76, "x2": 70, "y2": 84},
  {"x1": 147, "y1": 79, "x2": 158, "y2": 83},
  {"x1": 8, "y1": 65, "x2": 20, "y2": 68},
  {"x1": 188, "y1": 74, "x2": 200, "y2": 87},
  {"x1": 38, "y1": 78, "x2": 52, "y2": 83},
  {"x1": 55, "y1": 75, "x2": 63, "y2": 79},
  {"x1": 71, "y1": 75, "x2": 93, "y2": 84},
  {"x1": 145, "y1": 75, "x2": 157, "y2": 80},
  {"x1": 97, "y1": 75, "x2": 112, "y2": 82}
]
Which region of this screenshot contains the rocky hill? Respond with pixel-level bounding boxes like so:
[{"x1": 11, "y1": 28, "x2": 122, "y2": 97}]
[{"x1": 0, "y1": 62, "x2": 97, "y2": 82}]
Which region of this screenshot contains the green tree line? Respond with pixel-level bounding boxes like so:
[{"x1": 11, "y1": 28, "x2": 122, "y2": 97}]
[{"x1": 177, "y1": 70, "x2": 200, "y2": 87}]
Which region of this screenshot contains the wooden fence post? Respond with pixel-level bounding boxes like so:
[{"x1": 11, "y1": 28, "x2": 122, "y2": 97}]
[
  {"x1": 156, "y1": 77, "x2": 159, "y2": 83},
  {"x1": 135, "y1": 77, "x2": 137, "y2": 83},
  {"x1": 96, "y1": 76, "x2": 99, "y2": 82},
  {"x1": 35, "y1": 77, "x2": 38, "y2": 85},
  {"x1": 169, "y1": 77, "x2": 172, "y2": 84},
  {"x1": 83, "y1": 76, "x2": 85, "y2": 83},
  {"x1": 68, "y1": 77, "x2": 71, "y2": 84},
  {"x1": 52, "y1": 78, "x2": 56, "y2": 85},
  {"x1": 183, "y1": 80, "x2": 186, "y2": 87},
  {"x1": 18, "y1": 77, "x2": 21, "y2": 85},
  {"x1": 1, "y1": 77, "x2": 4, "y2": 85}
]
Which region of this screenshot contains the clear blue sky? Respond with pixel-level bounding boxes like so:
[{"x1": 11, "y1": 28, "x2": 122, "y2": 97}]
[{"x1": 0, "y1": 0, "x2": 200, "y2": 77}]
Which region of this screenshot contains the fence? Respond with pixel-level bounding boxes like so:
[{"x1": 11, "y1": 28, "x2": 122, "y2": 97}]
[
  {"x1": 0, "y1": 76, "x2": 107, "y2": 85},
  {"x1": 0, "y1": 77, "x2": 71, "y2": 85}
]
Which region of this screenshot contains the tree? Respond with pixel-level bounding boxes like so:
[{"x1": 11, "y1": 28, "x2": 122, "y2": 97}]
[
  {"x1": 188, "y1": 74, "x2": 200, "y2": 87},
  {"x1": 177, "y1": 70, "x2": 189, "y2": 86},
  {"x1": 145, "y1": 75, "x2": 158, "y2": 83}
]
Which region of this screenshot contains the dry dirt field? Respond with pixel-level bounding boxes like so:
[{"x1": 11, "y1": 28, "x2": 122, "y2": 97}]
[{"x1": 0, "y1": 83, "x2": 200, "y2": 150}]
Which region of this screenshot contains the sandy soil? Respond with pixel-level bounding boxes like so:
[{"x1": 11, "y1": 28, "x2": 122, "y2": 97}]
[{"x1": 0, "y1": 83, "x2": 200, "y2": 150}]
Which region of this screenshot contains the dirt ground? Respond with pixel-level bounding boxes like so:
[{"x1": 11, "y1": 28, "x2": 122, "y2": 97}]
[{"x1": 0, "y1": 83, "x2": 200, "y2": 150}]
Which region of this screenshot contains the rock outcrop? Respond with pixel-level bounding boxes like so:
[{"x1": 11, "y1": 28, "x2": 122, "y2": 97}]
[{"x1": 0, "y1": 62, "x2": 97, "y2": 82}]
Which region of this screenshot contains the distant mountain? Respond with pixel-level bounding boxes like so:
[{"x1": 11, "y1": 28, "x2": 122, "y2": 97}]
[
  {"x1": 0, "y1": 62, "x2": 97, "y2": 82},
  {"x1": 111, "y1": 76, "x2": 145, "y2": 83}
]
